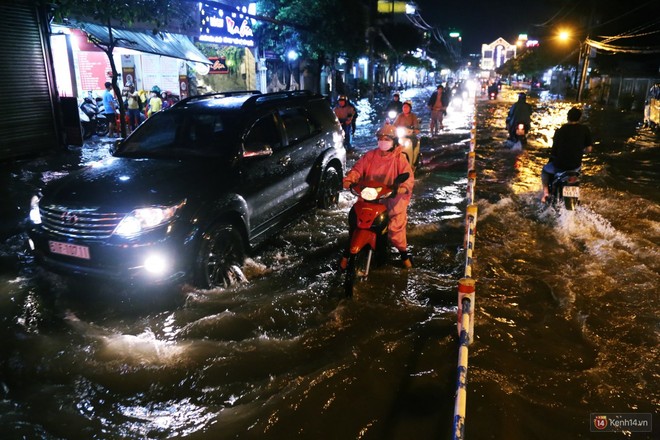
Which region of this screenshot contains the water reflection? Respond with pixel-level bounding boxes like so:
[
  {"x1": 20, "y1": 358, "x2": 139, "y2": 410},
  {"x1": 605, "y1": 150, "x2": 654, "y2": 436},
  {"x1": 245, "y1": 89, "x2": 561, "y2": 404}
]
[{"x1": 1, "y1": 88, "x2": 658, "y2": 439}]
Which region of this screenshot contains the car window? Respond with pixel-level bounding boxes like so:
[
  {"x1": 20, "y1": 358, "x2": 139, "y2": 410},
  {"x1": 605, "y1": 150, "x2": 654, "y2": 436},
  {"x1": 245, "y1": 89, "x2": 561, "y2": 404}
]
[
  {"x1": 306, "y1": 99, "x2": 337, "y2": 132},
  {"x1": 244, "y1": 113, "x2": 282, "y2": 152},
  {"x1": 279, "y1": 107, "x2": 315, "y2": 144},
  {"x1": 117, "y1": 111, "x2": 239, "y2": 159}
]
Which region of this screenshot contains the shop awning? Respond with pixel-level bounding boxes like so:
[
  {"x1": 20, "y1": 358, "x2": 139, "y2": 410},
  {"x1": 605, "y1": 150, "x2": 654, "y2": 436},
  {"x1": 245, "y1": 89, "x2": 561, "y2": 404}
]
[{"x1": 80, "y1": 22, "x2": 211, "y2": 64}]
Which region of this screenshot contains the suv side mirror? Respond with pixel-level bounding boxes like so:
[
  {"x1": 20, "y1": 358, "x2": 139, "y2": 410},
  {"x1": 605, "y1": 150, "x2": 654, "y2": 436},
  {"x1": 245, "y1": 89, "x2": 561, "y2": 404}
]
[{"x1": 244, "y1": 142, "x2": 273, "y2": 158}]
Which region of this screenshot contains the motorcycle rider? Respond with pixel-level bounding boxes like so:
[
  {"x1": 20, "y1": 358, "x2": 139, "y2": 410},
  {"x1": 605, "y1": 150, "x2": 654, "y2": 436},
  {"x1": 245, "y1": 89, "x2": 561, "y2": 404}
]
[
  {"x1": 393, "y1": 100, "x2": 421, "y2": 135},
  {"x1": 506, "y1": 92, "x2": 533, "y2": 141},
  {"x1": 334, "y1": 95, "x2": 355, "y2": 149},
  {"x1": 341, "y1": 124, "x2": 415, "y2": 268},
  {"x1": 385, "y1": 92, "x2": 403, "y2": 117},
  {"x1": 540, "y1": 107, "x2": 593, "y2": 203}
]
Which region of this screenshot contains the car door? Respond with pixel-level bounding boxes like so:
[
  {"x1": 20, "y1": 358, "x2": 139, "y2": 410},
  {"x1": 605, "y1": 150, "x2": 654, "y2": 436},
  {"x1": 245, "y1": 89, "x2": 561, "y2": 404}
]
[
  {"x1": 278, "y1": 106, "x2": 324, "y2": 205},
  {"x1": 240, "y1": 112, "x2": 295, "y2": 238}
]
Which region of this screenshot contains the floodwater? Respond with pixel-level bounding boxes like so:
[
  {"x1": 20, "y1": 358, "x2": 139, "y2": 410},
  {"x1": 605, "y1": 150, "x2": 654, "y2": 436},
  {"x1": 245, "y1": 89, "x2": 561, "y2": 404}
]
[{"x1": 0, "y1": 87, "x2": 657, "y2": 439}]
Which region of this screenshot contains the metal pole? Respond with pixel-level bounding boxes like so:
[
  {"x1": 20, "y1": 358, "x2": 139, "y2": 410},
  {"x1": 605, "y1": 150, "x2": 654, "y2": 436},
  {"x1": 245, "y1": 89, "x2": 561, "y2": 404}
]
[{"x1": 577, "y1": 41, "x2": 590, "y2": 102}]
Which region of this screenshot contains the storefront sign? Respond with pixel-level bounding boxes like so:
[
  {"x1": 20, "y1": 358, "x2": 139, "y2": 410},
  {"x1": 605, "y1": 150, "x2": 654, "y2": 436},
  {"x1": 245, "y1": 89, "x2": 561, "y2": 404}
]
[
  {"x1": 198, "y1": 2, "x2": 256, "y2": 47},
  {"x1": 141, "y1": 54, "x2": 180, "y2": 94},
  {"x1": 208, "y1": 56, "x2": 229, "y2": 74},
  {"x1": 179, "y1": 75, "x2": 189, "y2": 99},
  {"x1": 70, "y1": 28, "x2": 104, "y2": 52},
  {"x1": 77, "y1": 51, "x2": 111, "y2": 91}
]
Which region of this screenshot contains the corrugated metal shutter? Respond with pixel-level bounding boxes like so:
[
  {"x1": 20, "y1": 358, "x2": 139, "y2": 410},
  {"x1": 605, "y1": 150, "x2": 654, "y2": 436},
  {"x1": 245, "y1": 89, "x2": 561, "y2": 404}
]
[{"x1": 0, "y1": 2, "x2": 59, "y2": 160}]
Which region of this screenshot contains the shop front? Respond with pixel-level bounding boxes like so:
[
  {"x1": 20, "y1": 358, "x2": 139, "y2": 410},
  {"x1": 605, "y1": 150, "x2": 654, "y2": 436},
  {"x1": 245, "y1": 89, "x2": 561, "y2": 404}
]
[{"x1": 51, "y1": 23, "x2": 211, "y2": 103}]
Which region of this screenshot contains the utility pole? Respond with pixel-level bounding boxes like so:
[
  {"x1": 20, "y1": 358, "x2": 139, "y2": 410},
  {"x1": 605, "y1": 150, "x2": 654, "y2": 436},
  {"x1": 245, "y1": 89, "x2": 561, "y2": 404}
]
[{"x1": 577, "y1": 39, "x2": 590, "y2": 102}]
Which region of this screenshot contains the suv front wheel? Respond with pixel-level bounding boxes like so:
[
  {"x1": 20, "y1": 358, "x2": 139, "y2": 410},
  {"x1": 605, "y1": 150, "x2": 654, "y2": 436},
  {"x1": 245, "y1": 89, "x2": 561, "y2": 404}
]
[
  {"x1": 195, "y1": 223, "x2": 246, "y2": 289},
  {"x1": 317, "y1": 167, "x2": 341, "y2": 209}
]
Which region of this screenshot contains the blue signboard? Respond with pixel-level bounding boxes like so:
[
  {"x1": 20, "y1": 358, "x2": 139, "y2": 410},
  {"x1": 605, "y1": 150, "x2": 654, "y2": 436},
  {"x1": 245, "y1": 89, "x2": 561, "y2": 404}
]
[{"x1": 199, "y1": 2, "x2": 256, "y2": 47}]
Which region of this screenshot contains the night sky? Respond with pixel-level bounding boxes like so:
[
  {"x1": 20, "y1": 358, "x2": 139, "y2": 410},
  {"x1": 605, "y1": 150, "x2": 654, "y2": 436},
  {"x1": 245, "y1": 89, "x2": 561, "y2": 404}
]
[
  {"x1": 415, "y1": 1, "x2": 560, "y2": 54},
  {"x1": 414, "y1": 0, "x2": 660, "y2": 56}
]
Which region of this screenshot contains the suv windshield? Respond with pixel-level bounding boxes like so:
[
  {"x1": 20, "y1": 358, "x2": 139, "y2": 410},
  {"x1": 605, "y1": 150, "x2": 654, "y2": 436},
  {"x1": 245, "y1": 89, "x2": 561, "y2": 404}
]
[{"x1": 116, "y1": 110, "x2": 242, "y2": 159}]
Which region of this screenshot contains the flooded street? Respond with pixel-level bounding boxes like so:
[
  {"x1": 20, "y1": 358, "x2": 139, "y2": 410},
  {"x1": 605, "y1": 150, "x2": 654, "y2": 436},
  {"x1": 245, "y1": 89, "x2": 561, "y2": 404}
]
[{"x1": 0, "y1": 87, "x2": 657, "y2": 439}]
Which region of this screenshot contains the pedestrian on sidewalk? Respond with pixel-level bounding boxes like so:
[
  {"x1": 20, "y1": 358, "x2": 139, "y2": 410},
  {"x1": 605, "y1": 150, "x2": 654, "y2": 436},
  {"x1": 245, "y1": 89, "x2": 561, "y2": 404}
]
[{"x1": 102, "y1": 82, "x2": 117, "y2": 137}]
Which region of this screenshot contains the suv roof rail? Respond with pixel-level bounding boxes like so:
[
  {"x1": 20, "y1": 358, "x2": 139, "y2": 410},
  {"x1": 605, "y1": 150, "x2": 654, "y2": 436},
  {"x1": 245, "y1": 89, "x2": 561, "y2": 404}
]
[
  {"x1": 242, "y1": 90, "x2": 319, "y2": 108},
  {"x1": 175, "y1": 90, "x2": 262, "y2": 107}
]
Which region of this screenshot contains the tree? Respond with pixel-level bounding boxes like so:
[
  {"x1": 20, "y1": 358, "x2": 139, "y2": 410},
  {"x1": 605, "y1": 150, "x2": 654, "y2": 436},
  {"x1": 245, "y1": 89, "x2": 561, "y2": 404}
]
[
  {"x1": 255, "y1": 0, "x2": 369, "y2": 94},
  {"x1": 52, "y1": 0, "x2": 195, "y2": 137}
]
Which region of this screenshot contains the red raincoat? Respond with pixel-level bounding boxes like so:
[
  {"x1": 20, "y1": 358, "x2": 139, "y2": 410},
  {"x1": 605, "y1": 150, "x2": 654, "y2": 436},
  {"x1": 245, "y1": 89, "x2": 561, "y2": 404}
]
[{"x1": 343, "y1": 145, "x2": 414, "y2": 251}]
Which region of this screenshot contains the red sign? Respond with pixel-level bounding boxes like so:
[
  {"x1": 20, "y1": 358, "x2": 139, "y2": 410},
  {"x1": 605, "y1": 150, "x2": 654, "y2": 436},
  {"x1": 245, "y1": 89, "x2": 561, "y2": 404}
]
[
  {"x1": 77, "y1": 51, "x2": 111, "y2": 91},
  {"x1": 70, "y1": 28, "x2": 104, "y2": 52},
  {"x1": 179, "y1": 75, "x2": 189, "y2": 99},
  {"x1": 209, "y1": 56, "x2": 229, "y2": 74}
]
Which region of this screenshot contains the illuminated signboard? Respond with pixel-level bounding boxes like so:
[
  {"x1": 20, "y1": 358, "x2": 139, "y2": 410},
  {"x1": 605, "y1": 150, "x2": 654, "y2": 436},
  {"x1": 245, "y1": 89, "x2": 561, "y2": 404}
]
[{"x1": 199, "y1": 2, "x2": 256, "y2": 47}]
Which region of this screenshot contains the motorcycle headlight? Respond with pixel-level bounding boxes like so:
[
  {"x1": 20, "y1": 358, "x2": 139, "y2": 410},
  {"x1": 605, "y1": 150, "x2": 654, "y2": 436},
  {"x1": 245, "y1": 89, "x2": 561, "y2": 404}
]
[
  {"x1": 395, "y1": 126, "x2": 406, "y2": 138},
  {"x1": 388, "y1": 110, "x2": 397, "y2": 119},
  {"x1": 29, "y1": 195, "x2": 42, "y2": 224},
  {"x1": 360, "y1": 187, "x2": 379, "y2": 201},
  {"x1": 114, "y1": 201, "x2": 185, "y2": 237}
]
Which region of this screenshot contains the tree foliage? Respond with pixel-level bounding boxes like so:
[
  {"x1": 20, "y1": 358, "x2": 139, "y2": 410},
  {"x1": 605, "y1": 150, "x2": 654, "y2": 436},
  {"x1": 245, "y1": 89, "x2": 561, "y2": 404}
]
[
  {"x1": 497, "y1": 46, "x2": 563, "y2": 78},
  {"x1": 255, "y1": 0, "x2": 369, "y2": 61}
]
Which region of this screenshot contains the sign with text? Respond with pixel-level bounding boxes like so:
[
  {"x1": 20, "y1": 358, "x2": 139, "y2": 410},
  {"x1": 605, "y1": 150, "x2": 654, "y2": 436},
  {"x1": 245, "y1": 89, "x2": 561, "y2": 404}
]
[
  {"x1": 198, "y1": 2, "x2": 256, "y2": 47},
  {"x1": 77, "y1": 51, "x2": 111, "y2": 91},
  {"x1": 141, "y1": 54, "x2": 180, "y2": 94},
  {"x1": 208, "y1": 56, "x2": 229, "y2": 74}
]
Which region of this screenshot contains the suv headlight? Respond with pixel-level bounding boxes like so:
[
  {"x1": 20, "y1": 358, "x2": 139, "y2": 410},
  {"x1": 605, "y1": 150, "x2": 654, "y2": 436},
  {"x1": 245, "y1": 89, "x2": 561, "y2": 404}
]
[
  {"x1": 114, "y1": 201, "x2": 185, "y2": 237},
  {"x1": 29, "y1": 195, "x2": 42, "y2": 224}
]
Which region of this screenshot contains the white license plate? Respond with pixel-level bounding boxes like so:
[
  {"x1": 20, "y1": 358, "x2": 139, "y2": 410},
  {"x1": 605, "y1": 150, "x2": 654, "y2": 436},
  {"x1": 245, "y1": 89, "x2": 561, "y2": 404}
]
[
  {"x1": 562, "y1": 186, "x2": 580, "y2": 198},
  {"x1": 48, "y1": 241, "x2": 90, "y2": 260}
]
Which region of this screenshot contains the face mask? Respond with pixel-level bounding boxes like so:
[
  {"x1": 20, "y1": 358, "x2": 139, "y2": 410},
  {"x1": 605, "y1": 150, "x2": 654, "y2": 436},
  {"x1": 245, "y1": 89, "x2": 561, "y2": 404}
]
[{"x1": 378, "y1": 139, "x2": 394, "y2": 151}]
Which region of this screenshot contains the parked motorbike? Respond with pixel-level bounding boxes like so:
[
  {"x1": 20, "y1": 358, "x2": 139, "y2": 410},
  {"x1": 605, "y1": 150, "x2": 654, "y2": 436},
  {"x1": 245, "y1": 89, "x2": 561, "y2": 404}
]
[
  {"x1": 343, "y1": 173, "x2": 410, "y2": 297},
  {"x1": 79, "y1": 96, "x2": 108, "y2": 138},
  {"x1": 548, "y1": 169, "x2": 581, "y2": 210},
  {"x1": 396, "y1": 126, "x2": 420, "y2": 171}
]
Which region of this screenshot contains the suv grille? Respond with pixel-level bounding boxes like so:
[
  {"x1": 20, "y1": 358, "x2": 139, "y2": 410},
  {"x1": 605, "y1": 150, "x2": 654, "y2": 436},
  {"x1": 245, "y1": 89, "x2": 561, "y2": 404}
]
[{"x1": 40, "y1": 205, "x2": 125, "y2": 239}]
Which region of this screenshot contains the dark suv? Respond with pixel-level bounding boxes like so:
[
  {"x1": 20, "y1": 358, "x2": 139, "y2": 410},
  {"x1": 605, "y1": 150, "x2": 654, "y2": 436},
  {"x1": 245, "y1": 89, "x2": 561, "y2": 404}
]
[{"x1": 27, "y1": 90, "x2": 346, "y2": 289}]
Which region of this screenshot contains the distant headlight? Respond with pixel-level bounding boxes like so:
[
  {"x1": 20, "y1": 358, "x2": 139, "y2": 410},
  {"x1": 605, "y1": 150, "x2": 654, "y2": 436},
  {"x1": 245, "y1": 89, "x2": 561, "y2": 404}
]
[
  {"x1": 29, "y1": 195, "x2": 41, "y2": 224},
  {"x1": 114, "y1": 201, "x2": 185, "y2": 237}
]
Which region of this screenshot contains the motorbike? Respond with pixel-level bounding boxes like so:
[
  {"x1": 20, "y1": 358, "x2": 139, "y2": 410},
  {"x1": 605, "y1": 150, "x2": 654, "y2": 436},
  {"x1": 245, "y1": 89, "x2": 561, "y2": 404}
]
[
  {"x1": 79, "y1": 96, "x2": 108, "y2": 138},
  {"x1": 343, "y1": 173, "x2": 410, "y2": 297},
  {"x1": 487, "y1": 84, "x2": 498, "y2": 100},
  {"x1": 548, "y1": 169, "x2": 581, "y2": 210},
  {"x1": 385, "y1": 110, "x2": 399, "y2": 125},
  {"x1": 396, "y1": 126, "x2": 420, "y2": 171}
]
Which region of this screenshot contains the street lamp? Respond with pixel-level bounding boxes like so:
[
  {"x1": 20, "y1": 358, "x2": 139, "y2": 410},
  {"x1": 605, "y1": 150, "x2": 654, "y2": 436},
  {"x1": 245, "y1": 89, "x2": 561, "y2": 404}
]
[
  {"x1": 556, "y1": 28, "x2": 588, "y2": 101},
  {"x1": 287, "y1": 50, "x2": 299, "y2": 90}
]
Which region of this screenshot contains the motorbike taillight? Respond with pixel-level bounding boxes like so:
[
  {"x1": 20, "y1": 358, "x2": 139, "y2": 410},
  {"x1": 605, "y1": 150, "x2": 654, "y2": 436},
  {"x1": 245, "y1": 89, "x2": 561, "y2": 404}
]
[{"x1": 567, "y1": 176, "x2": 578, "y2": 183}]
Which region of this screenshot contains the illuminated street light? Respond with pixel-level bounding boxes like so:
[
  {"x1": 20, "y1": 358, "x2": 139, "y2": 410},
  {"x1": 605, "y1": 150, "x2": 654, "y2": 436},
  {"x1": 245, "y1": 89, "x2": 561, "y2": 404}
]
[
  {"x1": 287, "y1": 50, "x2": 299, "y2": 61},
  {"x1": 558, "y1": 30, "x2": 570, "y2": 42}
]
